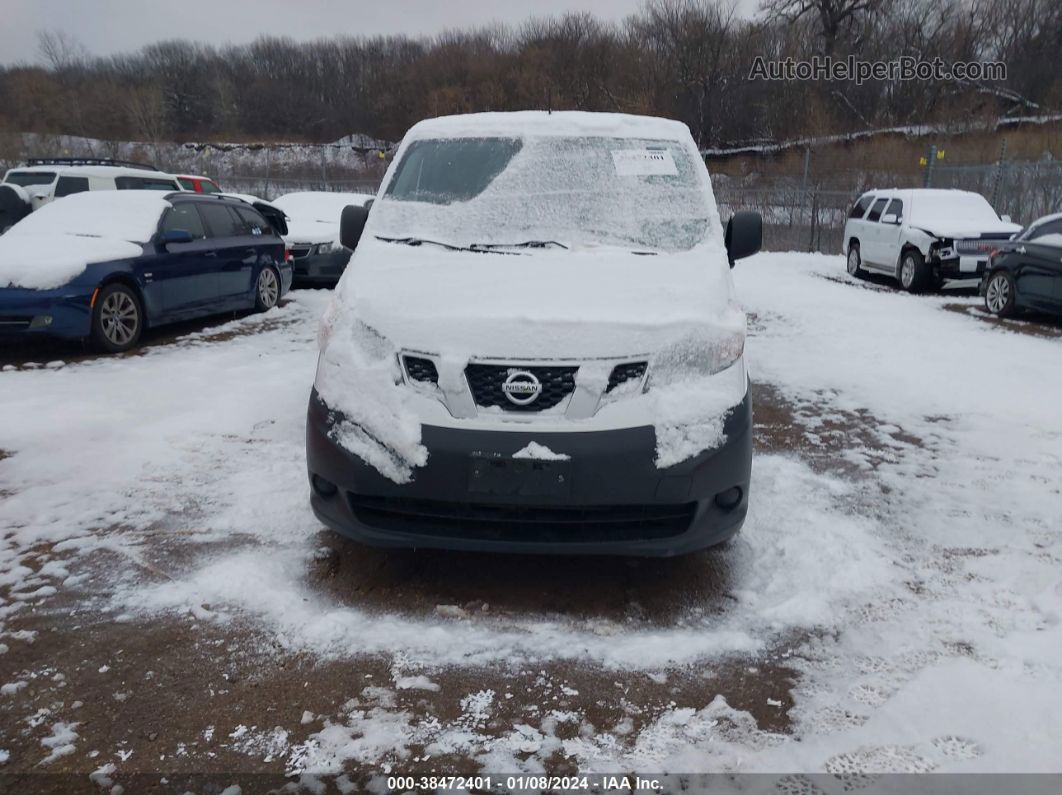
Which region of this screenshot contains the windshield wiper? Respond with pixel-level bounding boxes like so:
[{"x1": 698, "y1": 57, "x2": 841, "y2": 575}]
[
  {"x1": 469, "y1": 240, "x2": 568, "y2": 251},
  {"x1": 376, "y1": 235, "x2": 516, "y2": 254},
  {"x1": 376, "y1": 235, "x2": 464, "y2": 251}
]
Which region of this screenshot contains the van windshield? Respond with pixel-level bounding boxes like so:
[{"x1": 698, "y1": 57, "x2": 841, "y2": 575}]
[{"x1": 376, "y1": 136, "x2": 712, "y2": 252}]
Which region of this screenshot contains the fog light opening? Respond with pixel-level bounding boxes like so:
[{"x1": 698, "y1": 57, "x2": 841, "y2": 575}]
[
  {"x1": 311, "y1": 474, "x2": 337, "y2": 498},
  {"x1": 29, "y1": 315, "x2": 53, "y2": 328},
  {"x1": 715, "y1": 486, "x2": 743, "y2": 511}
]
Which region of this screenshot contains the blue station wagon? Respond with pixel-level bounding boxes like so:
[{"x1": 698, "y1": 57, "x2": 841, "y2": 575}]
[{"x1": 0, "y1": 191, "x2": 292, "y2": 352}]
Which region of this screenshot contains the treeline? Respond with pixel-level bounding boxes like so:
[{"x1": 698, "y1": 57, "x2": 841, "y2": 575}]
[{"x1": 0, "y1": 0, "x2": 1058, "y2": 148}]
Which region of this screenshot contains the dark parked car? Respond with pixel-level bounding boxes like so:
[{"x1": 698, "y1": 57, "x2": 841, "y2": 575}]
[
  {"x1": 0, "y1": 190, "x2": 292, "y2": 352},
  {"x1": 272, "y1": 191, "x2": 373, "y2": 286},
  {"x1": 980, "y1": 212, "x2": 1062, "y2": 319}
]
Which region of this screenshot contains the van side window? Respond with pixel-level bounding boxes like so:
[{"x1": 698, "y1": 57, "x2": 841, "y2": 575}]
[
  {"x1": 884, "y1": 199, "x2": 903, "y2": 220},
  {"x1": 161, "y1": 204, "x2": 207, "y2": 239},
  {"x1": 54, "y1": 176, "x2": 90, "y2": 197},
  {"x1": 865, "y1": 198, "x2": 888, "y2": 223},
  {"x1": 178, "y1": 177, "x2": 197, "y2": 191},
  {"x1": 849, "y1": 195, "x2": 873, "y2": 219}
]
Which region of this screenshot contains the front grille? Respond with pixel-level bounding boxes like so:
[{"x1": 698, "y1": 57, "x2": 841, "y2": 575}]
[
  {"x1": 607, "y1": 362, "x2": 647, "y2": 392},
  {"x1": 0, "y1": 316, "x2": 33, "y2": 329},
  {"x1": 956, "y1": 237, "x2": 1010, "y2": 255},
  {"x1": 289, "y1": 245, "x2": 313, "y2": 259},
  {"x1": 404, "y1": 355, "x2": 439, "y2": 384},
  {"x1": 348, "y1": 494, "x2": 695, "y2": 542},
  {"x1": 465, "y1": 364, "x2": 577, "y2": 412}
]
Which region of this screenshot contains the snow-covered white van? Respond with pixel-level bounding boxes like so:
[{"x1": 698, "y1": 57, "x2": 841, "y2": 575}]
[{"x1": 306, "y1": 112, "x2": 761, "y2": 556}]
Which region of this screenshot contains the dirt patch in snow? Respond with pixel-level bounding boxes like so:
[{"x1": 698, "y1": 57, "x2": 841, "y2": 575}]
[
  {"x1": 752, "y1": 382, "x2": 930, "y2": 480},
  {"x1": 307, "y1": 530, "x2": 735, "y2": 626},
  {"x1": 0, "y1": 564, "x2": 798, "y2": 784},
  {"x1": 940, "y1": 302, "x2": 1062, "y2": 339}
]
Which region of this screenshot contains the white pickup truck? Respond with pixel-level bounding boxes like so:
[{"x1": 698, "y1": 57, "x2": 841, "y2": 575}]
[{"x1": 842, "y1": 188, "x2": 1021, "y2": 292}]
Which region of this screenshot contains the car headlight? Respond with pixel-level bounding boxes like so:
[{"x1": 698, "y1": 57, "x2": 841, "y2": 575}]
[
  {"x1": 650, "y1": 329, "x2": 745, "y2": 386},
  {"x1": 317, "y1": 241, "x2": 335, "y2": 255}
]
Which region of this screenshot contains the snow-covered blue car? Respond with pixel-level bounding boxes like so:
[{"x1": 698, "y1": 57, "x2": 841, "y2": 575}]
[{"x1": 0, "y1": 191, "x2": 292, "y2": 352}]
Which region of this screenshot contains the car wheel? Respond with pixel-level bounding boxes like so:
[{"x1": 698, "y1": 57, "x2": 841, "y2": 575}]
[
  {"x1": 984, "y1": 270, "x2": 1017, "y2": 318},
  {"x1": 254, "y1": 266, "x2": 280, "y2": 312},
  {"x1": 898, "y1": 250, "x2": 929, "y2": 293},
  {"x1": 846, "y1": 243, "x2": 864, "y2": 278},
  {"x1": 91, "y1": 284, "x2": 143, "y2": 353}
]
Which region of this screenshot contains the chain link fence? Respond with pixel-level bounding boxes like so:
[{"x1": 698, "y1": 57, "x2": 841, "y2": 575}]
[{"x1": 715, "y1": 157, "x2": 1062, "y2": 254}]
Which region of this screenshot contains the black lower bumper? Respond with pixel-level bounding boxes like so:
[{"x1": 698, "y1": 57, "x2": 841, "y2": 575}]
[{"x1": 305, "y1": 387, "x2": 753, "y2": 557}]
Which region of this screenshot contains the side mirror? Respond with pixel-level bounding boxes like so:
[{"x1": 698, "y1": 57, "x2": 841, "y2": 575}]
[
  {"x1": 161, "y1": 228, "x2": 193, "y2": 247},
  {"x1": 725, "y1": 211, "x2": 762, "y2": 267},
  {"x1": 363, "y1": 198, "x2": 374, "y2": 211},
  {"x1": 1001, "y1": 214, "x2": 1012, "y2": 223},
  {"x1": 341, "y1": 204, "x2": 370, "y2": 251},
  {"x1": 881, "y1": 213, "x2": 899, "y2": 225}
]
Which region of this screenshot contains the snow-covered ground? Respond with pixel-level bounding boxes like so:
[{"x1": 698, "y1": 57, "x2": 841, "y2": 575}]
[{"x1": 1, "y1": 253, "x2": 1061, "y2": 786}]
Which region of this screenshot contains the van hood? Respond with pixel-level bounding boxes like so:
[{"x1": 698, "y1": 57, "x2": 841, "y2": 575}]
[
  {"x1": 909, "y1": 220, "x2": 1022, "y2": 239},
  {"x1": 333, "y1": 238, "x2": 742, "y2": 360}
]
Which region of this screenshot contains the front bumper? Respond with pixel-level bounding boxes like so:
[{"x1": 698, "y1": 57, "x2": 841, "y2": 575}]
[
  {"x1": 938, "y1": 255, "x2": 988, "y2": 279},
  {"x1": 0, "y1": 287, "x2": 92, "y2": 340},
  {"x1": 292, "y1": 249, "x2": 351, "y2": 285},
  {"x1": 306, "y1": 387, "x2": 753, "y2": 556}
]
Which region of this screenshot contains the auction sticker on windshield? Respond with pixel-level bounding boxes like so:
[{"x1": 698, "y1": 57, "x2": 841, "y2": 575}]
[{"x1": 611, "y1": 148, "x2": 678, "y2": 176}]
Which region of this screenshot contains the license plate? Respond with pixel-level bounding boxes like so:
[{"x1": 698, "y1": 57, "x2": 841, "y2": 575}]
[{"x1": 469, "y1": 454, "x2": 571, "y2": 497}]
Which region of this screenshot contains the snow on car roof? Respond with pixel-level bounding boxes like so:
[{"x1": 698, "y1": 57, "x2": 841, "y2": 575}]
[
  {"x1": 0, "y1": 191, "x2": 171, "y2": 290},
  {"x1": 5, "y1": 164, "x2": 179, "y2": 180},
  {"x1": 405, "y1": 111, "x2": 693, "y2": 141}
]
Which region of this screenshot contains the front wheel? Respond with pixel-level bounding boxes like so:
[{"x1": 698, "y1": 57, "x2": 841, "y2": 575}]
[
  {"x1": 846, "y1": 243, "x2": 864, "y2": 278},
  {"x1": 91, "y1": 284, "x2": 143, "y2": 353},
  {"x1": 898, "y1": 250, "x2": 930, "y2": 293},
  {"x1": 254, "y1": 266, "x2": 280, "y2": 312},
  {"x1": 983, "y1": 270, "x2": 1017, "y2": 318}
]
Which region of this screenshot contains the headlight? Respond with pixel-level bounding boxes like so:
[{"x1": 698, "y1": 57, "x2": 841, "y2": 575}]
[
  {"x1": 650, "y1": 329, "x2": 745, "y2": 386},
  {"x1": 317, "y1": 241, "x2": 335, "y2": 255}
]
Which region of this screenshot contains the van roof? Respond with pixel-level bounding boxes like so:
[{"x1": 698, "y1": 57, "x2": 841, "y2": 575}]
[{"x1": 405, "y1": 111, "x2": 692, "y2": 141}]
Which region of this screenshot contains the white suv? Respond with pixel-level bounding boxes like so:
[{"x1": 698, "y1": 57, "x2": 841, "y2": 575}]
[
  {"x1": 0, "y1": 159, "x2": 182, "y2": 231},
  {"x1": 305, "y1": 111, "x2": 762, "y2": 557},
  {"x1": 842, "y1": 188, "x2": 1021, "y2": 292}
]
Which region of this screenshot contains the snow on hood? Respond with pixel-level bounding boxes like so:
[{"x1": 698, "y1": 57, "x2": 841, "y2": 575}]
[
  {"x1": 335, "y1": 238, "x2": 738, "y2": 360},
  {"x1": 0, "y1": 191, "x2": 168, "y2": 289},
  {"x1": 903, "y1": 190, "x2": 1021, "y2": 238},
  {"x1": 274, "y1": 192, "x2": 374, "y2": 244}
]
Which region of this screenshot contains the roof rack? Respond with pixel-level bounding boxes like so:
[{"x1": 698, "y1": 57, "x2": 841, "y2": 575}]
[{"x1": 25, "y1": 157, "x2": 160, "y2": 171}]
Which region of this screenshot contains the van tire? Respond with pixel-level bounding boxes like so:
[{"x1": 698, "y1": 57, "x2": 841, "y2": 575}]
[
  {"x1": 846, "y1": 242, "x2": 864, "y2": 278},
  {"x1": 898, "y1": 249, "x2": 930, "y2": 293}
]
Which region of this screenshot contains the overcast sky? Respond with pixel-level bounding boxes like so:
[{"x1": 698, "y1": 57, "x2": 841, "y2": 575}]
[{"x1": 2, "y1": 0, "x2": 759, "y2": 65}]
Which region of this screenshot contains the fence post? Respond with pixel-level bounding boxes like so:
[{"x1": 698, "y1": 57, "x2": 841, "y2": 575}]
[
  {"x1": 991, "y1": 138, "x2": 1007, "y2": 209},
  {"x1": 924, "y1": 145, "x2": 937, "y2": 188}
]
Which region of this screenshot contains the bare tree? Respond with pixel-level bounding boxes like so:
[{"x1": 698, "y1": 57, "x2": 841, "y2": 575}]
[{"x1": 760, "y1": 0, "x2": 892, "y2": 55}]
